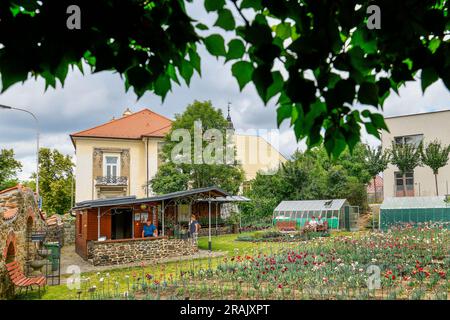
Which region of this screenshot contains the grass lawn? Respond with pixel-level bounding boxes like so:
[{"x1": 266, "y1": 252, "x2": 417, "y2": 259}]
[{"x1": 17, "y1": 230, "x2": 345, "y2": 300}]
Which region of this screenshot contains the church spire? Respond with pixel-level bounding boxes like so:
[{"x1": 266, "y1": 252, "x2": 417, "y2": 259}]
[{"x1": 226, "y1": 102, "x2": 234, "y2": 130}]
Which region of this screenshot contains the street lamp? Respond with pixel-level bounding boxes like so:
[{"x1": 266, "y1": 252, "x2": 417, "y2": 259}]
[{"x1": 0, "y1": 104, "x2": 40, "y2": 199}]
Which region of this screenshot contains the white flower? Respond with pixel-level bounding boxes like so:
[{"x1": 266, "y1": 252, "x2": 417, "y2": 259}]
[{"x1": 99, "y1": 277, "x2": 104, "y2": 282}]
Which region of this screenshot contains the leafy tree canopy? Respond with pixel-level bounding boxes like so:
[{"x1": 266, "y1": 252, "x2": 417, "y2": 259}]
[
  {"x1": 152, "y1": 100, "x2": 244, "y2": 194},
  {"x1": 364, "y1": 145, "x2": 390, "y2": 178},
  {"x1": 242, "y1": 143, "x2": 370, "y2": 223},
  {"x1": 0, "y1": 148, "x2": 22, "y2": 190},
  {"x1": 1, "y1": 1, "x2": 449, "y2": 157},
  {"x1": 390, "y1": 141, "x2": 422, "y2": 175},
  {"x1": 421, "y1": 140, "x2": 450, "y2": 174},
  {"x1": 32, "y1": 148, "x2": 74, "y2": 215}
]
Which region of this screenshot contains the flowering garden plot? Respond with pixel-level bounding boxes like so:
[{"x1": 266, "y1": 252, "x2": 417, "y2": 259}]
[{"x1": 63, "y1": 224, "x2": 450, "y2": 300}]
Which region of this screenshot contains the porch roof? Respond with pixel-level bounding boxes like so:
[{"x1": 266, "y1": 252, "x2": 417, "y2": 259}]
[{"x1": 72, "y1": 186, "x2": 230, "y2": 210}]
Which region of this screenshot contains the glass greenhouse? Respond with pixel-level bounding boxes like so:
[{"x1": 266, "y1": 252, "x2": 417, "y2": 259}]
[
  {"x1": 272, "y1": 199, "x2": 359, "y2": 231},
  {"x1": 380, "y1": 196, "x2": 450, "y2": 230}
]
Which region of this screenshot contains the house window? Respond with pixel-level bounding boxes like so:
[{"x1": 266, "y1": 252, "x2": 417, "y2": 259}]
[
  {"x1": 395, "y1": 172, "x2": 414, "y2": 196},
  {"x1": 103, "y1": 154, "x2": 120, "y2": 178},
  {"x1": 394, "y1": 134, "x2": 423, "y2": 147}
]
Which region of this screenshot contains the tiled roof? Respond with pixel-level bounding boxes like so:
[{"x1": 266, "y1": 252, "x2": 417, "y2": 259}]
[
  {"x1": 70, "y1": 109, "x2": 173, "y2": 140},
  {"x1": 2, "y1": 208, "x2": 18, "y2": 221},
  {"x1": 0, "y1": 184, "x2": 22, "y2": 195},
  {"x1": 367, "y1": 175, "x2": 383, "y2": 192}
]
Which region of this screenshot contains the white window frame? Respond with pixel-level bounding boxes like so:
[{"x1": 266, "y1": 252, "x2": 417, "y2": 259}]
[{"x1": 103, "y1": 153, "x2": 121, "y2": 177}]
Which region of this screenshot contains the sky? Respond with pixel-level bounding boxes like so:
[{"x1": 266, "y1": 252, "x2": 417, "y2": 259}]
[{"x1": 0, "y1": 3, "x2": 449, "y2": 180}]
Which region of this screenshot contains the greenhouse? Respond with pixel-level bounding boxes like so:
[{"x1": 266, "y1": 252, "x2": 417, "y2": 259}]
[
  {"x1": 380, "y1": 196, "x2": 450, "y2": 230},
  {"x1": 272, "y1": 199, "x2": 359, "y2": 231}
]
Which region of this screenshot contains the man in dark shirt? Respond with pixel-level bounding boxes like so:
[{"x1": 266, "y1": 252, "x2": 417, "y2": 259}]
[
  {"x1": 142, "y1": 220, "x2": 157, "y2": 238},
  {"x1": 189, "y1": 214, "x2": 200, "y2": 245}
]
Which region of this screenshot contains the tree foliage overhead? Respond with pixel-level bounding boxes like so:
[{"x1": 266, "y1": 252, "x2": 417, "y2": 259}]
[
  {"x1": 0, "y1": 149, "x2": 22, "y2": 190},
  {"x1": 1, "y1": 1, "x2": 449, "y2": 156}
]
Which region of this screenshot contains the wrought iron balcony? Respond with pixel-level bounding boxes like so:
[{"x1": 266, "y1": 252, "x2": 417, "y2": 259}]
[{"x1": 95, "y1": 176, "x2": 128, "y2": 186}]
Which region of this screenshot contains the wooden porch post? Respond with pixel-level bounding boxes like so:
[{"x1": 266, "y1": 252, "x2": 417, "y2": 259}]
[
  {"x1": 208, "y1": 192, "x2": 212, "y2": 251},
  {"x1": 161, "y1": 200, "x2": 165, "y2": 236},
  {"x1": 97, "y1": 207, "x2": 100, "y2": 240}
]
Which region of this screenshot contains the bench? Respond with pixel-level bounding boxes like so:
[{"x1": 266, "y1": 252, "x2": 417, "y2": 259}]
[{"x1": 5, "y1": 261, "x2": 46, "y2": 297}]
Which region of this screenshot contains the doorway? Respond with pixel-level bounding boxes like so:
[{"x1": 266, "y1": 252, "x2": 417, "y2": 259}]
[{"x1": 111, "y1": 209, "x2": 133, "y2": 240}]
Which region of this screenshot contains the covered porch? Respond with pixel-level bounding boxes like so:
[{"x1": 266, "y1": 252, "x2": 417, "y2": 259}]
[{"x1": 72, "y1": 187, "x2": 230, "y2": 263}]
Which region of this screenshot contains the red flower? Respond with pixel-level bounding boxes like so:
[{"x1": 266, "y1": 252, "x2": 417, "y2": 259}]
[{"x1": 278, "y1": 284, "x2": 283, "y2": 289}]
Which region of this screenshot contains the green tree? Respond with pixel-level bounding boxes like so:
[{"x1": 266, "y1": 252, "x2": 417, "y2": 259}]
[
  {"x1": 390, "y1": 142, "x2": 422, "y2": 197},
  {"x1": 364, "y1": 145, "x2": 390, "y2": 202},
  {"x1": 421, "y1": 140, "x2": 450, "y2": 196},
  {"x1": 0, "y1": 149, "x2": 22, "y2": 190},
  {"x1": 151, "y1": 100, "x2": 244, "y2": 194},
  {"x1": 1, "y1": 1, "x2": 449, "y2": 156},
  {"x1": 33, "y1": 148, "x2": 74, "y2": 215},
  {"x1": 242, "y1": 144, "x2": 370, "y2": 223},
  {"x1": 150, "y1": 163, "x2": 189, "y2": 194}
]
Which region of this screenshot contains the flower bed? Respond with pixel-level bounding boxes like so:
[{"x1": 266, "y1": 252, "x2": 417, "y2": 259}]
[{"x1": 68, "y1": 224, "x2": 449, "y2": 300}]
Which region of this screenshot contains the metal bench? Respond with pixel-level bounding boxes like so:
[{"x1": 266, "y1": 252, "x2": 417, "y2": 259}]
[{"x1": 5, "y1": 261, "x2": 46, "y2": 297}]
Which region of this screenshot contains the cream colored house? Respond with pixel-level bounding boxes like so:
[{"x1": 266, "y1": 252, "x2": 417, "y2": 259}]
[
  {"x1": 71, "y1": 108, "x2": 286, "y2": 203},
  {"x1": 381, "y1": 110, "x2": 450, "y2": 198}
]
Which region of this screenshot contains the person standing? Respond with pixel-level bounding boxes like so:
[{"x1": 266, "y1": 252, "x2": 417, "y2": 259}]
[
  {"x1": 189, "y1": 214, "x2": 200, "y2": 245},
  {"x1": 142, "y1": 220, "x2": 157, "y2": 238}
]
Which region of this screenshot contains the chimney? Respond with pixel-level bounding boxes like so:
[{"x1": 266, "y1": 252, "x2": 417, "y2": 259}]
[{"x1": 122, "y1": 108, "x2": 133, "y2": 117}]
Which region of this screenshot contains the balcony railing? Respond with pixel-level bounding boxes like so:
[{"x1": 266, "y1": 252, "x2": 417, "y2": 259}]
[{"x1": 95, "y1": 176, "x2": 128, "y2": 186}]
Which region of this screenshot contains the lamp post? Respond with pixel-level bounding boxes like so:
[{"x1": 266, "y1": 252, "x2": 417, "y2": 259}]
[{"x1": 0, "y1": 104, "x2": 40, "y2": 199}]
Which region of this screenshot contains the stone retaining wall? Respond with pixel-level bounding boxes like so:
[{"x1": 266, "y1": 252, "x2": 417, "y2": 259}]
[
  {"x1": 198, "y1": 226, "x2": 233, "y2": 237},
  {"x1": 0, "y1": 185, "x2": 45, "y2": 299},
  {"x1": 87, "y1": 237, "x2": 198, "y2": 266}
]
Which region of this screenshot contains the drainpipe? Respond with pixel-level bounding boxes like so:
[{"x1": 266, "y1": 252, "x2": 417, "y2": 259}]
[
  {"x1": 146, "y1": 138, "x2": 149, "y2": 197},
  {"x1": 97, "y1": 207, "x2": 100, "y2": 240},
  {"x1": 162, "y1": 200, "x2": 165, "y2": 236}
]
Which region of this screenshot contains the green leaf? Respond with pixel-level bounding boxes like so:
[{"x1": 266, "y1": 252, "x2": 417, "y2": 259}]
[
  {"x1": 215, "y1": 8, "x2": 235, "y2": 31},
  {"x1": 364, "y1": 122, "x2": 381, "y2": 139},
  {"x1": 179, "y1": 60, "x2": 194, "y2": 86},
  {"x1": 369, "y1": 113, "x2": 389, "y2": 131},
  {"x1": 275, "y1": 22, "x2": 291, "y2": 40},
  {"x1": 226, "y1": 39, "x2": 245, "y2": 61},
  {"x1": 188, "y1": 48, "x2": 201, "y2": 75},
  {"x1": 241, "y1": 0, "x2": 263, "y2": 10},
  {"x1": 277, "y1": 104, "x2": 292, "y2": 127},
  {"x1": 231, "y1": 61, "x2": 254, "y2": 90},
  {"x1": 204, "y1": 0, "x2": 225, "y2": 12},
  {"x1": 195, "y1": 23, "x2": 209, "y2": 31},
  {"x1": 421, "y1": 67, "x2": 438, "y2": 93},
  {"x1": 203, "y1": 34, "x2": 226, "y2": 57},
  {"x1": 358, "y1": 82, "x2": 379, "y2": 106},
  {"x1": 154, "y1": 74, "x2": 171, "y2": 100},
  {"x1": 266, "y1": 71, "x2": 284, "y2": 102}
]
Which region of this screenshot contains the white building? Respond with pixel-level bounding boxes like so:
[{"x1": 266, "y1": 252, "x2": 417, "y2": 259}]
[{"x1": 382, "y1": 110, "x2": 450, "y2": 198}]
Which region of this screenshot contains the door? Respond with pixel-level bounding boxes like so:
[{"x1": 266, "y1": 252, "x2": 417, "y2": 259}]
[{"x1": 111, "y1": 209, "x2": 132, "y2": 239}]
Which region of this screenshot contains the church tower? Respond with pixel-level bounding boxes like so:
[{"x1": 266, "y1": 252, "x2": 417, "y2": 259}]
[{"x1": 226, "y1": 102, "x2": 234, "y2": 131}]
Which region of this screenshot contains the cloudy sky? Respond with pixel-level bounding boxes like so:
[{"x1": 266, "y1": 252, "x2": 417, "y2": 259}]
[{"x1": 1, "y1": 3, "x2": 449, "y2": 180}]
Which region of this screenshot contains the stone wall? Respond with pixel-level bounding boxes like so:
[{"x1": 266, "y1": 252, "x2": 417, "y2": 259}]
[
  {"x1": 87, "y1": 237, "x2": 198, "y2": 266},
  {"x1": 0, "y1": 185, "x2": 45, "y2": 299},
  {"x1": 63, "y1": 214, "x2": 76, "y2": 245}
]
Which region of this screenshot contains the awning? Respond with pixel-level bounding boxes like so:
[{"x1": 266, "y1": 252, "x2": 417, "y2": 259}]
[{"x1": 72, "y1": 186, "x2": 230, "y2": 210}]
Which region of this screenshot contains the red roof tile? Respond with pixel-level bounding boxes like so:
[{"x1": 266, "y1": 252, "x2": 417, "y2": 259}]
[
  {"x1": 0, "y1": 184, "x2": 22, "y2": 195},
  {"x1": 70, "y1": 109, "x2": 173, "y2": 140},
  {"x1": 3, "y1": 208, "x2": 18, "y2": 220},
  {"x1": 367, "y1": 175, "x2": 383, "y2": 192}
]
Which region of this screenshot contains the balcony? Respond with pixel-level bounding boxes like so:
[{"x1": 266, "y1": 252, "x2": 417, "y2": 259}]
[{"x1": 95, "y1": 176, "x2": 128, "y2": 186}]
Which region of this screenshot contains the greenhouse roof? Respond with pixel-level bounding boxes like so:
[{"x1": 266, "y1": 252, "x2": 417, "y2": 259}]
[
  {"x1": 274, "y1": 199, "x2": 348, "y2": 212},
  {"x1": 380, "y1": 196, "x2": 449, "y2": 209}
]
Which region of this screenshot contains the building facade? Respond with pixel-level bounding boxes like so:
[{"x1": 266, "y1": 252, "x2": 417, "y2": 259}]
[
  {"x1": 71, "y1": 108, "x2": 286, "y2": 203},
  {"x1": 382, "y1": 110, "x2": 450, "y2": 198}
]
